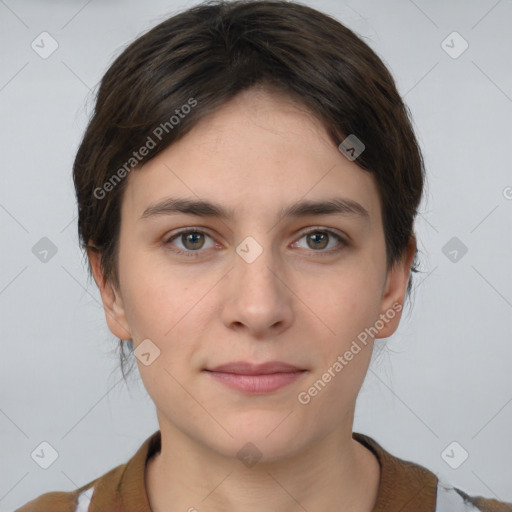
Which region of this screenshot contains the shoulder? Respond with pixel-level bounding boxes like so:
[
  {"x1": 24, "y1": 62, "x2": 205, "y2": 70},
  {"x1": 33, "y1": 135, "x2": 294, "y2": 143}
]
[
  {"x1": 14, "y1": 461, "x2": 127, "y2": 512},
  {"x1": 14, "y1": 485, "x2": 94, "y2": 512},
  {"x1": 353, "y1": 432, "x2": 512, "y2": 512},
  {"x1": 14, "y1": 431, "x2": 158, "y2": 512},
  {"x1": 436, "y1": 481, "x2": 512, "y2": 512}
]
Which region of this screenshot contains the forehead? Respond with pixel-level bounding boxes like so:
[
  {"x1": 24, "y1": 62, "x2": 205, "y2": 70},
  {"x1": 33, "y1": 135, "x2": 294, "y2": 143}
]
[{"x1": 121, "y1": 89, "x2": 381, "y2": 227}]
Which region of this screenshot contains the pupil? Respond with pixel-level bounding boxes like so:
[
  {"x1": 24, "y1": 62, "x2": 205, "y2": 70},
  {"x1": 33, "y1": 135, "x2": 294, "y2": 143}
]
[
  {"x1": 309, "y1": 232, "x2": 327, "y2": 249},
  {"x1": 185, "y1": 232, "x2": 203, "y2": 249}
]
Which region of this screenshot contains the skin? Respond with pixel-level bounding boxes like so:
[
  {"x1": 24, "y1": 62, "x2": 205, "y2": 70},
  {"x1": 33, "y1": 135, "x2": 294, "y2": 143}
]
[{"x1": 89, "y1": 87, "x2": 416, "y2": 512}]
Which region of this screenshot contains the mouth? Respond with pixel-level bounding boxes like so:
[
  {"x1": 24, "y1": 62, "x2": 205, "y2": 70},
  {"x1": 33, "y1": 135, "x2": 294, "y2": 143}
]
[
  {"x1": 203, "y1": 361, "x2": 307, "y2": 393},
  {"x1": 204, "y1": 361, "x2": 305, "y2": 375}
]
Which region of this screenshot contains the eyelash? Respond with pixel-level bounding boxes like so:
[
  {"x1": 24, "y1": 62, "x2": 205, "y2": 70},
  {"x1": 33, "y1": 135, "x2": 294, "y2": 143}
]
[{"x1": 163, "y1": 227, "x2": 348, "y2": 258}]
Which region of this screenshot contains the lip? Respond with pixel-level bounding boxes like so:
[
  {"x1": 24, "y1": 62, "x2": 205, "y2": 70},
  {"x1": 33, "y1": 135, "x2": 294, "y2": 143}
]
[
  {"x1": 203, "y1": 361, "x2": 307, "y2": 394},
  {"x1": 205, "y1": 361, "x2": 304, "y2": 375}
]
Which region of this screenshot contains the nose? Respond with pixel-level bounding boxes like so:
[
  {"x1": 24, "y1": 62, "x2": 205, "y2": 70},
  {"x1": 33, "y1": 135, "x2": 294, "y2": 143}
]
[{"x1": 220, "y1": 238, "x2": 294, "y2": 338}]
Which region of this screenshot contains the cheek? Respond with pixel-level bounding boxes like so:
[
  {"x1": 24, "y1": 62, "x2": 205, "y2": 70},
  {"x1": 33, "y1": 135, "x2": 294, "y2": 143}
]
[
  {"x1": 303, "y1": 267, "x2": 383, "y2": 399},
  {"x1": 118, "y1": 244, "x2": 181, "y2": 332},
  {"x1": 120, "y1": 258, "x2": 211, "y2": 371},
  {"x1": 316, "y1": 265, "x2": 384, "y2": 337}
]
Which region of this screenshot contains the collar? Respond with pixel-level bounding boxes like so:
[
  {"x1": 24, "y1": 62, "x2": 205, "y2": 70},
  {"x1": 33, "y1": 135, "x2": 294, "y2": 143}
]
[
  {"x1": 353, "y1": 432, "x2": 438, "y2": 511},
  {"x1": 90, "y1": 430, "x2": 438, "y2": 512}
]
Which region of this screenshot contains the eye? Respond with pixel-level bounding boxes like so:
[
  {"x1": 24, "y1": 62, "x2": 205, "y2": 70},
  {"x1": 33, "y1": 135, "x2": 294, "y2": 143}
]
[
  {"x1": 164, "y1": 227, "x2": 347, "y2": 258},
  {"x1": 164, "y1": 228, "x2": 215, "y2": 257},
  {"x1": 293, "y1": 228, "x2": 347, "y2": 255}
]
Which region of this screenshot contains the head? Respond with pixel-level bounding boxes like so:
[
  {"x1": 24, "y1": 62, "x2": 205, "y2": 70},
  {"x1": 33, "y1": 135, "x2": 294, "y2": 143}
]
[{"x1": 74, "y1": 0, "x2": 424, "y2": 459}]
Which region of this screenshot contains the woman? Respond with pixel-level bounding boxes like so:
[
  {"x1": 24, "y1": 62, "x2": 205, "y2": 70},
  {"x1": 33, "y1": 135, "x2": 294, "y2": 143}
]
[{"x1": 16, "y1": 1, "x2": 512, "y2": 511}]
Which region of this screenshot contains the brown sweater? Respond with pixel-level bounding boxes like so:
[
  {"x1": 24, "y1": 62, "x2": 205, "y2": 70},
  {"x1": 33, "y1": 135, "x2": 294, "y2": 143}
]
[{"x1": 15, "y1": 430, "x2": 512, "y2": 512}]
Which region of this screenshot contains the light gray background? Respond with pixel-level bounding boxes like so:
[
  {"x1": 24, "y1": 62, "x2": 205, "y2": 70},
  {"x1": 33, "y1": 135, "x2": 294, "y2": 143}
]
[{"x1": 1, "y1": 0, "x2": 511, "y2": 510}]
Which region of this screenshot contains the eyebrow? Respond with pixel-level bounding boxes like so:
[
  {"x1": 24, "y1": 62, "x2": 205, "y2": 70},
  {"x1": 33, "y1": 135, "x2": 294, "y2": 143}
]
[{"x1": 140, "y1": 196, "x2": 370, "y2": 223}]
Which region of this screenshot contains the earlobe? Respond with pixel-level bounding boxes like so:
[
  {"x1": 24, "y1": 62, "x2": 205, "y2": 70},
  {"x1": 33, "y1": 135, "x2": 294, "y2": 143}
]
[
  {"x1": 375, "y1": 235, "x2": 417, "y2": 340},
  {"x1": 87, "y1": 247, "x2": 131, "y2": 341}
]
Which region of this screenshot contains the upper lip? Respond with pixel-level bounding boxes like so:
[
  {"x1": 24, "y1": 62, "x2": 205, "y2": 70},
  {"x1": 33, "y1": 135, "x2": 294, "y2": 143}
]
[{"x1": 205, "y1": 361, "x2": 305, "y2": 375}]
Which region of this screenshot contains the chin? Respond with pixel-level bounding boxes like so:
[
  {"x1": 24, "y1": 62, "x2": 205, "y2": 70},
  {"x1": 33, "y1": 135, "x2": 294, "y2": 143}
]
[{"x1": 219, "y1": 418, "x2": 307, "y2": 456}]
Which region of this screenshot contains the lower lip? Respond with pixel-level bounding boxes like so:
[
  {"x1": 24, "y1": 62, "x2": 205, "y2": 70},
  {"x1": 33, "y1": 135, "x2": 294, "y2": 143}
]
[{"x1": 204, "y1": 370, "x2": 306, "y2": 393}]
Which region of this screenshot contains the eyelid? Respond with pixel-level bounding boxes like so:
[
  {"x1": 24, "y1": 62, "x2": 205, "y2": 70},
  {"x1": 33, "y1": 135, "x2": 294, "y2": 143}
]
[
  {"x1": 292, "y1": 227, "x2": 348, "y2": 254},
  {"x1": 297, "y1": 226, "x2": 347, "y2": 242},
  {"x1": 163, "y1": 226, "x2": 348, "y2": 256},
  {"x1": 163, "y1": 226, "x2": 216, "y2": 244}
]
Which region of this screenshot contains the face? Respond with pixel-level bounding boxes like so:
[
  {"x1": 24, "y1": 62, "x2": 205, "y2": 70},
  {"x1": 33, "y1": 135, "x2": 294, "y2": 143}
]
[{"x1": 90, "y1": 88, "x2": 414, "y2": 461}]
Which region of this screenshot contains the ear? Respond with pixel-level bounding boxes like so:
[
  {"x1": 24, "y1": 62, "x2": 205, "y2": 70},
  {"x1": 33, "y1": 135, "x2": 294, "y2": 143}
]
[
  {"x1": 87, "y1": 246, "x2": 131, "y2": 341},
  {"x1": 374, "y1": 235, "x2": 417, "y2": 339}
]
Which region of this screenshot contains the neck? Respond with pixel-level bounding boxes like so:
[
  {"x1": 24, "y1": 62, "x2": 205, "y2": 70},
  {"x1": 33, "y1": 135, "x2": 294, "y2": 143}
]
[{"x1": 145, "y1": 419, "x2": 380, "y2": 512}]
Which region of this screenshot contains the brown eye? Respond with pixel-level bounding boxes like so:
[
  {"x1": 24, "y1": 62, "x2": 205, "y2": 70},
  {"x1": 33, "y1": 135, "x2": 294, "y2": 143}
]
[
  {"x1": 306, "y1": 231, "x2": 329, "y2": 250},
  {"x1": 181, "y1": 232, "x2": 205, "y2": 250},
  {"x1": 164, "y1": 229, "x2": 215, "y2": 256},
  {"x1": 294, "y1": 229, "x2": 347, "y2": 254}
]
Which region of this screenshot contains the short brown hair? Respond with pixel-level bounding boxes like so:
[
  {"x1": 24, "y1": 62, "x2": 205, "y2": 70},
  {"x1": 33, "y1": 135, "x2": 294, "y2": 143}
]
[{"x1": 73, "y1": 0, "x2": 425, "y2": 377}]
